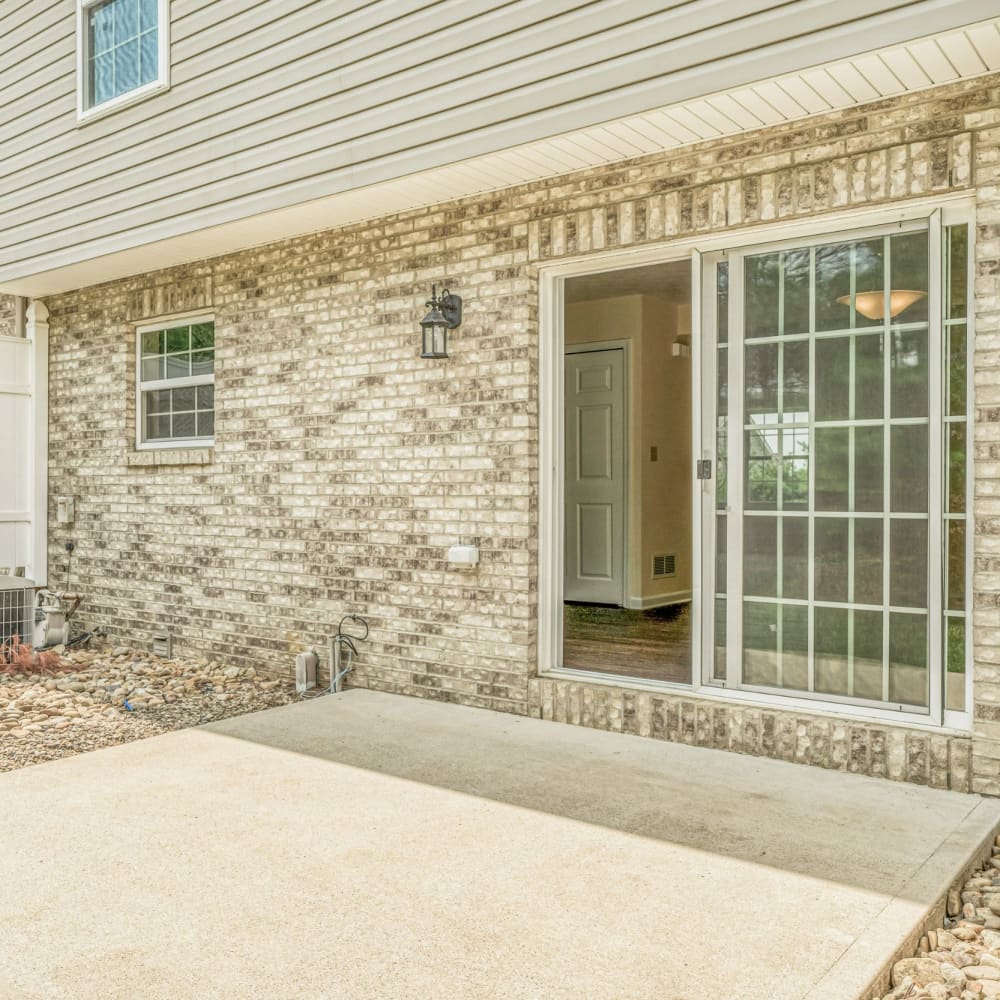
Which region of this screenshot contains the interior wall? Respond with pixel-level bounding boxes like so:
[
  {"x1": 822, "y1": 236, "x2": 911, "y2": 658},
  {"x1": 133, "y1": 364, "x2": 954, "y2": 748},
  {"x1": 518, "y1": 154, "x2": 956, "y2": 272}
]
[
  {"x1": 565, "y1": 287, "x2": 692, "y2": 608},
  {"x1": 638, "y1": 296, "x2": 692, "y2": 604}
]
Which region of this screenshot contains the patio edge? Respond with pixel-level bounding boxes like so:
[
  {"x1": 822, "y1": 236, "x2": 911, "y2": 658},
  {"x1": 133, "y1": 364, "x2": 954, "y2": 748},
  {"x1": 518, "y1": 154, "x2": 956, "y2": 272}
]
[{"x1": 804, "y1": 798, "x2": 1000, "y2": 1000}]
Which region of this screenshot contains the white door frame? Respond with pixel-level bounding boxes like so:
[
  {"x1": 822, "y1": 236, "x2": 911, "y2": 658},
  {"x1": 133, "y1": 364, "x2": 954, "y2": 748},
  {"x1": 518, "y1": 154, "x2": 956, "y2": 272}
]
[
  {"x1": 540, "y1": 252, "x2": 695, "y2": 682},
  {"x1": 537, "y1": 191, "x2": 975, "y2": 729},
  {"x1": 563, "y1": 339, "x2": 630, "y2": 609}
]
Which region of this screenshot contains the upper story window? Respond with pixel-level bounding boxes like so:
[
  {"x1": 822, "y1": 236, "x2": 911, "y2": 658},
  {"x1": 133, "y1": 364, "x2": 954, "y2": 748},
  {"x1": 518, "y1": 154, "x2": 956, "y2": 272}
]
[
  {"x1": 136, "y1": 316, "x2": 215, "y2": 449},
  {"x1": 77, "y1": 0, "x2": 169, "y2": 121}
]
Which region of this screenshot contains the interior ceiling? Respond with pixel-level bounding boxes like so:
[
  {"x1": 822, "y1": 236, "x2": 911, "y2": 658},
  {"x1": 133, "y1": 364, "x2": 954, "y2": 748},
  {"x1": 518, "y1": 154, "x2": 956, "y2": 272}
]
[{"x1": 565, "y1": 260, "x2": 691, "y2": 303}]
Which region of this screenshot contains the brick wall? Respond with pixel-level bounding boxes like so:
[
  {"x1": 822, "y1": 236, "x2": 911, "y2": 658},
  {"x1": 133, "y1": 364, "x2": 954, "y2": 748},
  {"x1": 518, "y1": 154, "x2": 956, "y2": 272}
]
[
  {"x1": 44, "y1": 72, "x2": 1000, "y2": 792},
  {"x1": 0, "y1": 294, "x2": 19, "y2": 338}
]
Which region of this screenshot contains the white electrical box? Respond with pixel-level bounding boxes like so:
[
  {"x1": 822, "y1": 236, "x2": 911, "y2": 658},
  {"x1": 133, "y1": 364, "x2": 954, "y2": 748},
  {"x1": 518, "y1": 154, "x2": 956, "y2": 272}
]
[
  {"x1": 447, "y1": 544, "x2": 480, "y2": 567},
  {"x1": 295, "y1": 650, "x2": 318, "y2": 693},
  {"x1": 56, "y1": 497, "x2": 75, "y2": 524}
]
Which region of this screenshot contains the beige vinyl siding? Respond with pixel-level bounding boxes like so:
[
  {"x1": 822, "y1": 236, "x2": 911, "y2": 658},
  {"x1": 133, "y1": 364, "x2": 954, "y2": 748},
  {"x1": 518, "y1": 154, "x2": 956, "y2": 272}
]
[{"x1": 0, "y1": 0, "x2": 989, "y2": 284}]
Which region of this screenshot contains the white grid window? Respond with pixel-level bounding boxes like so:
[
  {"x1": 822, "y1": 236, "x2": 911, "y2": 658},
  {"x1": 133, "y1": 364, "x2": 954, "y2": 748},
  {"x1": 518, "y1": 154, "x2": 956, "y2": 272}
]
[
  {"x1": 707, "y1": 208, "x2": 974, "y2": 726},
  {"x1": 77, "y1": 0, "x2": 169, "y2": 120},
  {"x1": 136, "y1": 317, "x2": 215, "y2": 448}
]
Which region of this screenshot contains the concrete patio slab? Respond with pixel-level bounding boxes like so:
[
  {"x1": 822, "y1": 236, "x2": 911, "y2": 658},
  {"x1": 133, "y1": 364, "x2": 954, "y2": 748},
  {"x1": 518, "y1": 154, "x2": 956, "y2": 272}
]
[{"x1": 0, "y1": 689, "x2": 997, "y2": 1000}]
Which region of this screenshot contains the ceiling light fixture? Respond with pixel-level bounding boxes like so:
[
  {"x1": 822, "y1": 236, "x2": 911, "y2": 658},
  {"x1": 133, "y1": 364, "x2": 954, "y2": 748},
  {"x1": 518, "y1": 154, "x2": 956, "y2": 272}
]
[{"x1": 836, "y1": 289, "x2": 926, "y2": 321}]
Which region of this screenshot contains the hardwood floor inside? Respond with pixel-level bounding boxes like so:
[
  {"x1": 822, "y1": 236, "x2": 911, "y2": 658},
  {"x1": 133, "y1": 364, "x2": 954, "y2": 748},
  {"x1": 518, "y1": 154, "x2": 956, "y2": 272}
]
[{"x1": 562, "y1": 602, "x2": 691, "y2": 683}]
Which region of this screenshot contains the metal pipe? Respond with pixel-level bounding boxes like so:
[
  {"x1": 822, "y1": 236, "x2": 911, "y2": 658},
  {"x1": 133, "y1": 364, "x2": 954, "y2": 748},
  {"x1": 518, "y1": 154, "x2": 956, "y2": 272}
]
[
  {"x1": 329, "y1": 614, "x2": 366, "y2": 693},
  {"x1": 329, "y1": 636, "x2": 354, "y2": 693}
]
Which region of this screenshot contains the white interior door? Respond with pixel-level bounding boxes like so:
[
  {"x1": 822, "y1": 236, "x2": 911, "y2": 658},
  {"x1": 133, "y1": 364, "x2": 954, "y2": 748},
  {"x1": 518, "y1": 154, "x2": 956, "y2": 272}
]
[{"x1": 564, "y1": 348, "x2": 625, "y2": 604}]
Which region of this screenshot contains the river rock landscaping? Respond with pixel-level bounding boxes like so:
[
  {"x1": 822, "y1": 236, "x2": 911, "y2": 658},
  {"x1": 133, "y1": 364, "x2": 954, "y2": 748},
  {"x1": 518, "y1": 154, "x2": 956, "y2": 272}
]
[
  {"x1": 0, "y1": 644, "x2": 299, "y2": 771},
  {"x1": 883, "y1": 837, "x2": 1000, "y2": 998}
]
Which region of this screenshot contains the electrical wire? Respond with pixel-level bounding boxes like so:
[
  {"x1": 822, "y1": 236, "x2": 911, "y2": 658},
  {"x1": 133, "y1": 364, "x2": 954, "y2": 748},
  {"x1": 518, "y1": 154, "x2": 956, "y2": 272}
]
[{"x1": 297, "y1": 615, "x2": 366, "y2": 699}]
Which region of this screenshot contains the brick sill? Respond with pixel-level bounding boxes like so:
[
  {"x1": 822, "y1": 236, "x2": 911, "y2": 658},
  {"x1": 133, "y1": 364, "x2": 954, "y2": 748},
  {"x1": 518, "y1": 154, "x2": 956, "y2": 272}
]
[
  {"x1": 538, "y1": 669, "x2": 974, "y2": 738},
  {"x1": 127, "y1": 448, "x2": 214, "y2": 468}
]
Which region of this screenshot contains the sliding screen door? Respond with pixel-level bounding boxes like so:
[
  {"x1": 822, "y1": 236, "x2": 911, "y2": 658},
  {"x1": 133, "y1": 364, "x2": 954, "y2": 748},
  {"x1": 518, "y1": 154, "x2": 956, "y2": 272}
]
[{"x1": 709, "y1": 218, "x2": 944, "y2": 715}]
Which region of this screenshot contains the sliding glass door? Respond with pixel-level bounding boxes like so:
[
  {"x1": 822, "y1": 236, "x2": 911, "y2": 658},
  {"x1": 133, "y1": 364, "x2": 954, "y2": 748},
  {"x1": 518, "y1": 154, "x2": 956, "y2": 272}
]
[{"x1": 704, "y1": 213, "x2": 970, "y2": 721}]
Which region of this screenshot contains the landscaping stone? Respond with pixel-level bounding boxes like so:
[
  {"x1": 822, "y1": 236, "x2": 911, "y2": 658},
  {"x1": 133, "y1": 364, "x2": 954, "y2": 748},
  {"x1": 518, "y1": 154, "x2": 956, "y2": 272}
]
[
  {"x1": 0, "y1": 645, "x2": 300, "y2": 771},
  {"x1": 891, "y1": 958, "x2": 945, "y2": 987},
  {"x1": 966, "y1": 966, "x2": 1000, "y2": 980}
]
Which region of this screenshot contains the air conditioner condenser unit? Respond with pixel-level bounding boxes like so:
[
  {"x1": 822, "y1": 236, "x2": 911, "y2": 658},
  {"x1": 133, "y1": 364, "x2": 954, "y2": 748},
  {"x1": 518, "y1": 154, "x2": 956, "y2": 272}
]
[{"x1": 0, "y1": 576, "x2": 34, "y2": 649}]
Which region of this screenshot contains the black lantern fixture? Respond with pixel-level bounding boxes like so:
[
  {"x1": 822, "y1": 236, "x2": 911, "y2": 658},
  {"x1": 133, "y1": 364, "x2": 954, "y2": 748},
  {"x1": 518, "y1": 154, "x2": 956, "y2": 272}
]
[{"x1": 420, "y1": 284, "x2": 462, "y2": 359}]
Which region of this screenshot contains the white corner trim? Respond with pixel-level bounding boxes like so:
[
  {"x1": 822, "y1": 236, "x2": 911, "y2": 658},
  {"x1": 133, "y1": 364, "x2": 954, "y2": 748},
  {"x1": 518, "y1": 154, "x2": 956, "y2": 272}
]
[{"x1": 26, "y1": 300, "x2": 48, "y2": 587}]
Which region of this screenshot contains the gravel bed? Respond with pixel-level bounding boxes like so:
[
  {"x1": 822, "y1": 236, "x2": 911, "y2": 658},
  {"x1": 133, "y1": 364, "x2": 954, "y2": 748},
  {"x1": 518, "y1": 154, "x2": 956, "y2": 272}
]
[
  {"x1": 883, "y1": 835, "x2": 1000, "y2": 998},
  {"x1": 0, "y1": 645, "x2": 301, "y2": 772}
]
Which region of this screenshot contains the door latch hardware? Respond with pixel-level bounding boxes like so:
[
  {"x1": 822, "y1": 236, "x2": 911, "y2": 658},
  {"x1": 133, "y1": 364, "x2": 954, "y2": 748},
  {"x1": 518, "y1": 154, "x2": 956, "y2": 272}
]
[{"x1": 696, "y1": 459, "x2": 712, "y2": 480}]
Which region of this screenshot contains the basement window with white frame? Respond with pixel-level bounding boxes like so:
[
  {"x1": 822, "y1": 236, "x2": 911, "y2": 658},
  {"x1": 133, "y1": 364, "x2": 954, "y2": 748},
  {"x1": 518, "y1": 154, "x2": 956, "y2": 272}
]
[
  {"x1": 77, "y1": 0, "x2": 169, "y2": 120},
  {"x1": 136, "y1": 317, "x2": 215, "y2": 448}
]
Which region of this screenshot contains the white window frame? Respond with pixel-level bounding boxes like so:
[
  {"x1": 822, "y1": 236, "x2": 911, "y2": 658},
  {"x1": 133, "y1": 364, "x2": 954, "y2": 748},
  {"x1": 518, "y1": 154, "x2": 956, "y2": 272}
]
[
  {"x1": 76, "y1": 0, "x2": 170, "y2": 124},
  {"x1": 537, "y1": 192, "x2": 975, "y2": 734},
  {"x1": 135, "y1": 312, "x2": 215, "y2": 451},
  {"x1": 942, "y1": 213, "x2": 975, "y2": 732}
]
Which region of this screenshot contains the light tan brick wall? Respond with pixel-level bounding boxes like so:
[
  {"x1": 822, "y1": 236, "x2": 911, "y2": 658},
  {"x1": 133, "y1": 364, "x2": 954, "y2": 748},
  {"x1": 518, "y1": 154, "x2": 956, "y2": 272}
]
[
  {"x1": 0, "y1": 295, "x2": 19, "y2": 338},
  {"x1": 44, "y1": 73, "x2": 1000, "y2": 791},
  {"x1": 527, "y1": 677, "x2": 973, "y2": 790},
  {"x1": 972, "y1": 101, "x2": 1000, "y2": 795}
]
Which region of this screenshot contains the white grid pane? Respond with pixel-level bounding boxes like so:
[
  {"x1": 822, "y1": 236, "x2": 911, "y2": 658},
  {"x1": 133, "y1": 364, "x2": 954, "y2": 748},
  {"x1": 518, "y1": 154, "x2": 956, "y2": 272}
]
[
  {"x1": 735, "y1": 229, "x2": 933, "y2": 710},
  {"x1": 138, "y1": 320, "x2": 215, "y2": 445},
  {"x1": 87, "y1": 0, "x2": 158, "y2": 107}
]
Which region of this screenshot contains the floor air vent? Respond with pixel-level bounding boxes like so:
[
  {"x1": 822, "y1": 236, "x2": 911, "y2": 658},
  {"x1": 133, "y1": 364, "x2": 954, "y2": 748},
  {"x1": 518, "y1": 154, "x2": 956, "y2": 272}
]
[{"x1": 652, "y1": 554, "x2": 676, "y2": 579}]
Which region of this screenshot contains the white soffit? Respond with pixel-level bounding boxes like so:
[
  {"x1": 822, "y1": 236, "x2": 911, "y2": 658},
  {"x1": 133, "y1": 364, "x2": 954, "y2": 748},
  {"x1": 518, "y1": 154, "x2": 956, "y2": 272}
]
[{"x1": 9, "y1": 16, "x2": 1000, "y2": 299}]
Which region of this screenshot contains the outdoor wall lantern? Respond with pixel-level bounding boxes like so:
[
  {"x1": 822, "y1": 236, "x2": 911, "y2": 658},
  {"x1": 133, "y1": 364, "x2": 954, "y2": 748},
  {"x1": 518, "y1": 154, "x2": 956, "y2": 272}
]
[
  {"x1": 836, "y1": 289, "x2": 926, "y2": 320},
  {"x1": 420, "y1": 285, "x2": 462, "y2": 358}
]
